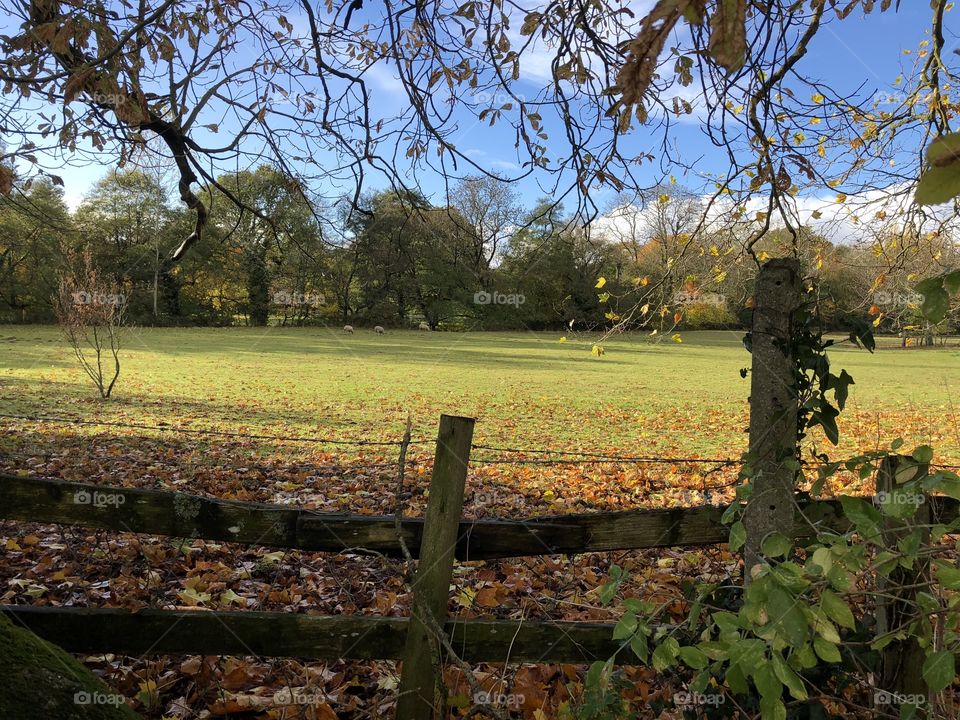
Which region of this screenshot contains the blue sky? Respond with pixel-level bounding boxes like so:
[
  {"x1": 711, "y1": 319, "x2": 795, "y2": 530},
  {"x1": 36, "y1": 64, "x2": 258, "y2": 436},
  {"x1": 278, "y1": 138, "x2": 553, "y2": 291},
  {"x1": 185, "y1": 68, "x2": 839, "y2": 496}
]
[{"x1": 45, "y1": 3, "x2": 939, "y2": 213}]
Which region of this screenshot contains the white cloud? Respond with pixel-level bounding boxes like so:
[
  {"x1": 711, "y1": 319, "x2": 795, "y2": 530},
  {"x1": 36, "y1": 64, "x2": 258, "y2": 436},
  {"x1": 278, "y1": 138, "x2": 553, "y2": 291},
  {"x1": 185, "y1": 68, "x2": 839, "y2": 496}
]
[{"x1": 592, "y1": 184, "x2": 943, "y2": 247}]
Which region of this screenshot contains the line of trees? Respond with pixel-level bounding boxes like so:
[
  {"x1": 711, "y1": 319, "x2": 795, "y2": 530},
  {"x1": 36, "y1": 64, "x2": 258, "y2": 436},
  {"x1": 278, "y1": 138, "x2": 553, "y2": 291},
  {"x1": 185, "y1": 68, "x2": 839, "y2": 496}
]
[{"x1": 1, "y1": 167, "x2": 958, "y2": 336}]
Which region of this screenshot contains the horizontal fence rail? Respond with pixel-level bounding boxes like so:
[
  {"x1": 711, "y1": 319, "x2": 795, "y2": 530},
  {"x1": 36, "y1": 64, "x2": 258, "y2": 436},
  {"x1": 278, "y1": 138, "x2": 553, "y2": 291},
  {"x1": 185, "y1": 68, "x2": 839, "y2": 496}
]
[
  {"x1": 1, "y1": 474, "x2": 958, "y2": 558},
  {"x1": 1, "y1": 606, "x2": 622, "y2": 664}
]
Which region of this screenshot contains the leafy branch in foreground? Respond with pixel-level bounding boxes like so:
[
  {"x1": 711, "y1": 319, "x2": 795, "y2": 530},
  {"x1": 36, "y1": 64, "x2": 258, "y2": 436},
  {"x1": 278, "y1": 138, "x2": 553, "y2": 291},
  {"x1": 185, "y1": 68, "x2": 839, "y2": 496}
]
[{"x1": 587, "y1": 446, "x2": 960, "y2": 720}]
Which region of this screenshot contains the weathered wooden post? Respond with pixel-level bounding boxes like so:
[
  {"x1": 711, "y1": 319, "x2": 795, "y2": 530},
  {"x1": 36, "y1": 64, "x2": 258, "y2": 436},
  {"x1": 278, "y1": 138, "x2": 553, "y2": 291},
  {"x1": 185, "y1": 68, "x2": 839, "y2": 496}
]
[
  {"x1": 743, "y1": 258, "x2": 801, "y2": 580},
  {"x1": 396, "y1": 414, "x2": 475, "y2": 720},
  {"x1": 874, "y1": 455, "x2": 932, "y2": 716}
]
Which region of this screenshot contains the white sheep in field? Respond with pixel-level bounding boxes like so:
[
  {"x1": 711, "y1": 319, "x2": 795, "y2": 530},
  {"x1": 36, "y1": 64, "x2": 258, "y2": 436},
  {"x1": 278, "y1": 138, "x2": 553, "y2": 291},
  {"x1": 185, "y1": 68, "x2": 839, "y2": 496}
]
[
  {"x1": 418, "y1": 322, "x2": 431, "y2": 331},
  {"x1": 374, "y1": 326, "x2": 385, "y2": 334},
  {"x1": 343, "y1": 325, "x2": 354, "y2": 333}
]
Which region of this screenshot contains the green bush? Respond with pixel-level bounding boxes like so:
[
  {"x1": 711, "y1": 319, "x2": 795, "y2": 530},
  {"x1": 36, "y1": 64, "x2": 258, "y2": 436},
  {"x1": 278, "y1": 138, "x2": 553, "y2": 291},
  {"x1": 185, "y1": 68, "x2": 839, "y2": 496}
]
[{"x1": 680, "y1": 301, "x2": 739, "y2": 329}]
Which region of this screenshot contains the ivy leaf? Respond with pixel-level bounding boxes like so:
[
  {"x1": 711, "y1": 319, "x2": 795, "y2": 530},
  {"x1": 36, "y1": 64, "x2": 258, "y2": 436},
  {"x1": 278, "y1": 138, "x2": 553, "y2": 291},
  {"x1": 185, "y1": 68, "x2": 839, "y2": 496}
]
[
  {"x1": 839, "y1": 496, "x2": 881, "y2": 538},
  {"x1": 761, "y1": 532, "x2": 793, "y2": 558},
  {"x1": 829, "y1": 369, "x2": 854, "y2": 411},
  {"x1": 759, "y1": 696, "x2": 787, "y2": 720},
  {"x1": 811, "y1": 406, "x2": 840, "y2": 445},
  {"x1": 729, "y1": 520, "x2": 746, "y2": 552},
  {"x1": 726, "y1": 663, "x2": 748, "y2": 695},
  {"x1": 944, "y1": 269, "x2": 960, "y2": 295},
  {"x1": 678, "y1": 645, "x2": 709, "y2": 670},
  {"x1": 922, "y1": 650, "x2": 955, "y2": 693},
  {"x1": 813, "y1": 636, "x2": 841, "y2": 663},
  {"x1": 807, "y1": 547, "x2": 833, "y2": 576},
  {"x1": 652, "y1": 637, "x2": 680, "y2": 671},
  {"x1": 767, "y1": 586, "x2": 807, "y2": 647},
  {"x1": 934, "y1": 563, "x2": 960, "y2": 590},
  {"x1": 613, "y1": 611, "x2": 638, "y2": 640},
  {"x1": 753, "y1": 662, "x2": 782, "y2": 699},
  {"x1": 924, "y1": 131, "x2": 960, "y2": 165},
  {"x1": 912, "y1": 445, "x2": 934, "y2": 464},
  {"x1": 771, "y1": 653, "x2": 807, "y2": 701},
  {"x1": 915, "y1": 276, "x2": 950, "y2": 323},
  {"x1": 630, "y1": 632, "x2": 649, "y2": 663},
  {"x1": 916, "y1": 162, "x2": 960, "y2": 205},
  {"x1": 847, "y1": 317, "x2": 876, "y2": 353},
  {"x1": 820, "y1": 589, "x2": 855, "y2": 630}
]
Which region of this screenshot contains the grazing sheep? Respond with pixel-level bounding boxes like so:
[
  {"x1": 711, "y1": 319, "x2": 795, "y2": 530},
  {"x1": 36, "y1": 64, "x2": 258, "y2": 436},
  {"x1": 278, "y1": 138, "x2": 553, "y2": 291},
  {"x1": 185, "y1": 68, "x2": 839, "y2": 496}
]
[
  {"x1": 343, "y1": 325, "x2": 354, "y2": 333},
  {"x1": 374, "y1": 325, "x2": 385, "y2": 334},
  {"x1": 418, "y1": 322, "x2": 430, "y2": 331}
]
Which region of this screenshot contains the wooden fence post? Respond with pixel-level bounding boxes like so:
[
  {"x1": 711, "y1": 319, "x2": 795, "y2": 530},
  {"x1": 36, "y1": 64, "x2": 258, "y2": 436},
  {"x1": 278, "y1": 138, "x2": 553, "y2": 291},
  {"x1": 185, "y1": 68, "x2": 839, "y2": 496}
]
[
  {"x1": 396, "y1": 414, "x2": 475, "y2": 720},
  {"x1": 743, "y1": 258, "x2": 801, "y2": 581},
  {"x1": 874, "y1": 454, "x2": 932, "y2": 716}
]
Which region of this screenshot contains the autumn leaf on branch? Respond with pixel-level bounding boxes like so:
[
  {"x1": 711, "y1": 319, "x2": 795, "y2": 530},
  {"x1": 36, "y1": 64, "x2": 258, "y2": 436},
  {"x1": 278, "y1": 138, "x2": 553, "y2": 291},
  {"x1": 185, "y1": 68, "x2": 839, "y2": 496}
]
[
  {"x1": 708, "y1": 0, "x2": 748, "y2": 72},
  {"x1": 916, "y1": 131, "x2": 960, "y2": 205}
]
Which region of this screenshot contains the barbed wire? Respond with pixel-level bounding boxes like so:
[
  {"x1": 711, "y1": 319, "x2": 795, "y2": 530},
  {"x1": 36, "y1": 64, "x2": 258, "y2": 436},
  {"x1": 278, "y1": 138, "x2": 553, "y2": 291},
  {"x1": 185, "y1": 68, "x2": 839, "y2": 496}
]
[
  {"x1": 471, "y1": 444, "x2": 741, "y2": 464},
  {"x1": 0, "y1": 448, "x2": 403, "y2": 476},
  {"x1": 2, "y1": 412, "x2": 957, "y2": 471},
  {"x1": 0, "y1": 412, "x2": 425, "y2": 447},
  {"x1": 470, "y1": 456, "x2": 739, "y2": 466}
]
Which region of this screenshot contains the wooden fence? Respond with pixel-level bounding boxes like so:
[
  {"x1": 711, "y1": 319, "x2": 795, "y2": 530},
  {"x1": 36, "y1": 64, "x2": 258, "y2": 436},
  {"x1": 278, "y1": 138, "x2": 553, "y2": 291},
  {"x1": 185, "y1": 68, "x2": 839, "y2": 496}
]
[
  {"x1": 3, "y1": 261, "x2": 959, "y2": 718},
  {"x1": 1, "y1": 452, "x2": 957, "y2": 716}
]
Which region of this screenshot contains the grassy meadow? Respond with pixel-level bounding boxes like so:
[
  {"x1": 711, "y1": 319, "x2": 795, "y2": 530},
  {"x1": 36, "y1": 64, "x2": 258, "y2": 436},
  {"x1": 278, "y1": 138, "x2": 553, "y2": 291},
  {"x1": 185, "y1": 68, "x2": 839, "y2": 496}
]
[
  {"x1": 1, "y1": 325, "x2": 958, "y2": 485},
  {"x1": 1, "y1": 324, "x2": 960, "y2": 717}
]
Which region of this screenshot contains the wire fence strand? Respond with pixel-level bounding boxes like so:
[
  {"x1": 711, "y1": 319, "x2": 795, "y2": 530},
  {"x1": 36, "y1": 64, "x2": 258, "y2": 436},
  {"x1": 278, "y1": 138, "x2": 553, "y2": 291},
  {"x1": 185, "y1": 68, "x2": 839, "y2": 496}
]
[
  {"x1": 3, "y1": 412, "x2": 958, "y2": 471},
  {"x1": 0, "y1": 412, "x2": 425, "y2": 447}
]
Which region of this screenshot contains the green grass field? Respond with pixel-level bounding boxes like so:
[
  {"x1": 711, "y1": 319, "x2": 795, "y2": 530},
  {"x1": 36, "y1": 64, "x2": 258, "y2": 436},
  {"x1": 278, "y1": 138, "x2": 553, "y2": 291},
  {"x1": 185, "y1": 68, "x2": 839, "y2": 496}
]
[{"x1": 1, "y1": 325, "x2": 958, "y2": 464}]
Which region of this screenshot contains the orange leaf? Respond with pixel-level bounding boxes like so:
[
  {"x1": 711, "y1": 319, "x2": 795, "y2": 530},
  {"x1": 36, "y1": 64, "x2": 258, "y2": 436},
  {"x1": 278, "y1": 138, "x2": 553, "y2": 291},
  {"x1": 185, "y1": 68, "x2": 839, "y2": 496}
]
[{"x1": 476, "y1": 587, "x2": 500, "y2": 607}]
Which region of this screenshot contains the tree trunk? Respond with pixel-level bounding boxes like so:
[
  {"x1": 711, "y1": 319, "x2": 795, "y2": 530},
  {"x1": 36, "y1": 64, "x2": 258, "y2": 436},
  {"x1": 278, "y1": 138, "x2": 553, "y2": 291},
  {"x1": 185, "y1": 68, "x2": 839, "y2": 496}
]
[{"x1": 246, "y1": 247, "x2": 270, "y2": 326}]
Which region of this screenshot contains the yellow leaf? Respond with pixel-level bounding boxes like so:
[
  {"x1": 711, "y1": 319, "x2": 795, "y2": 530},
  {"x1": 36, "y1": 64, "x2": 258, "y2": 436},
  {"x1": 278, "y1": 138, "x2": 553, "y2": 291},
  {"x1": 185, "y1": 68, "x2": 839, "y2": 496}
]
[
  {"x1": 671, "y1": 333, "x2": 683, "y2": 343},
  {"x1": 812, "y1": 93, "x2": 824, "y2": 104},
  {"x1": 219, "y1": 589, "x2": 245, "y2": 607},
  {"x1": 455, "y1": 587, "x2": 477, "y2": 607},
  {"x1": 595, "y1": 276, "x2": 606, "y2": 289},
  {"x1": 658, "y1": 194, "x2": 670, "y2": 204},
  {"x1": 558, "y1": 336, "x2": 567, "y2": 343}
]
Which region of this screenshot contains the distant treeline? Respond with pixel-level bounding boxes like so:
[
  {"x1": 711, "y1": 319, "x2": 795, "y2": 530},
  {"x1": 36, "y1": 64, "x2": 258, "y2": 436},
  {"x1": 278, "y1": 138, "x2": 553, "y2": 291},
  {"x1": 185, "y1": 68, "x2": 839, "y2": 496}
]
[{"x1": 1, "y1": 166, "x2": 957, "y2": 335}]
